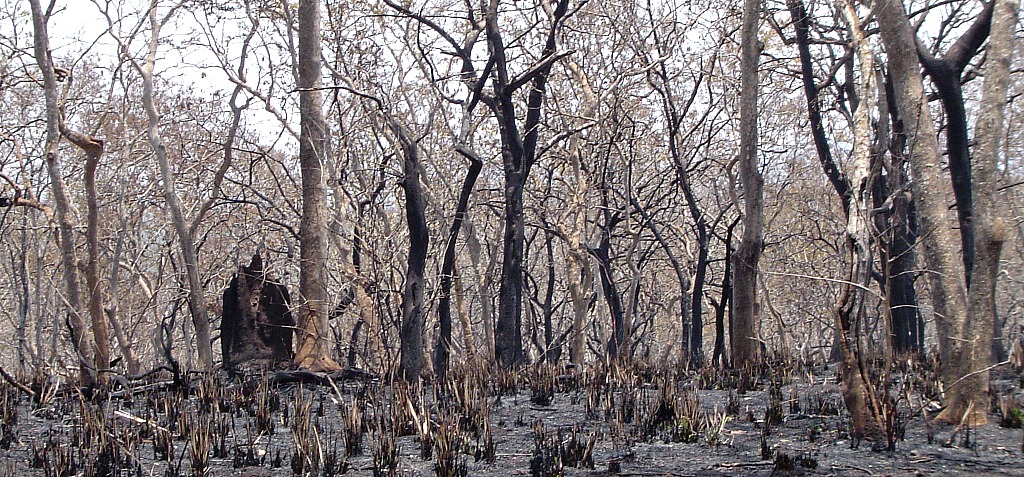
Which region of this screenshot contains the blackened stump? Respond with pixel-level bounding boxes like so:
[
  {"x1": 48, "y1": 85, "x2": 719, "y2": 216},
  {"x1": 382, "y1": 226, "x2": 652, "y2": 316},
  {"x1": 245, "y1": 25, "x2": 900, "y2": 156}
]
[{"x1": 221, "y1": 253, "x2": 294, "y2": 374}]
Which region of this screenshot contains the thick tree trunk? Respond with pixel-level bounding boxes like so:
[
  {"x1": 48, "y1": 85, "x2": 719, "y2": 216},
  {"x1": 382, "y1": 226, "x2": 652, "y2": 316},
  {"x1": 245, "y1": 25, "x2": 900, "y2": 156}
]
[
  {"x1": 294, "y1": 0, "x2": 340, "y2": 372},
  {"x1": 395, "y1": 123, "x2": 429, "y2": 383},
  {"x1": 496, "y1": 172, "x2": 527, "y2": 367},
  {"x1": 874, "y1": 0, "x2": 977, "y2": 424},
  {"x1": 939, "y1": 0, "x2": 1016, "y2": 424},
  {"x1": 29, "y1": 0, "x2": 94, "y2": 386},
  {"x1": 731, "y1": 0, "x2": 764, "y2": 368}
]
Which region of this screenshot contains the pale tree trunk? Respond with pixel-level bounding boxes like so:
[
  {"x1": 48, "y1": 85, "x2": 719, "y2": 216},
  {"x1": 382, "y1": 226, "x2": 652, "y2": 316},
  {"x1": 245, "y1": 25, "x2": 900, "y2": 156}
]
[
  {"x1": 294, "y1": 0, "x2": 340, "y2": 372},
  {"x1": 134, "y1": 3, "x2": 214, "y2": 371},
  {"x1": 29, "y1": 0, "x2": 94, "y2": 386},
  {"x1": 835, "y1": 0, "x2": 885, "y2": 439},
  {"x1": 731, "y1": 0, "x2": 764, "y2": 368},
  {"x1": 465, "y1": 220, "x2": 496, "y2": 360},
  {"x1": 939, "y1": 0, "x2": 1017, "y2": 424},
  {"x1": 61, "y1": 126, "x2": 111, "y2": 385},
  {"x1": 873, "y1": 0, "x2": 977, "y2": 423}
]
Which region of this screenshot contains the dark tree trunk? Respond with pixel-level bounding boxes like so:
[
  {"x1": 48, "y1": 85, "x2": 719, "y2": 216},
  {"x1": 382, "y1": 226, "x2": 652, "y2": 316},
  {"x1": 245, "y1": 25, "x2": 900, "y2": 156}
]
[
  {"x1": 487, "y1": 0, "x2": 569, "y2": 369},
  {"x1": 915, "y1": 1, "x2": 994, "y2": 286},
  {"x1": 593, "y1": 217, "x2": 626, "y2": 361},
  {"x1": 495, "y1": 171, "x2": 527, "y2": 367},
  {"x1": 713, "y1": 218, "x2": 739, "y2": 368},
  {"x1": 787, "y1": 0, "x2": 852, "y2": 214},
  {"x1": 435, "y1": 147, "x2": 483, "y2": 380},
  {"x1": 394, "y1": 123, "x2": 429, "y2": 383}
]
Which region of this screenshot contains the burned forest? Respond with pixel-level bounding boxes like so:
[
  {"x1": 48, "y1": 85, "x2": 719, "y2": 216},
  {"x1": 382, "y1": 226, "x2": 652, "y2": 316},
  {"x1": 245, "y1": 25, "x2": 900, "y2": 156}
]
[{"x1": 1, "y1": 0, "x2": 1024, "y2": 475}]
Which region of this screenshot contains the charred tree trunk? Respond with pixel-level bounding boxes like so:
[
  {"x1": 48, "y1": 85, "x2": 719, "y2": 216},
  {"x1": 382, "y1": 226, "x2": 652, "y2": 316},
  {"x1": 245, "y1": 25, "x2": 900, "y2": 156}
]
[
  {"x1": 712, "y1": 218, "x2": 739, "y2": 369},
  {"x1": 593, "y1": 208, "x2": 626, "y2": 361},
  {"x1": 435, "y1": 147, "x2": 483, "y2": 379},
  {"x1": 787, "y1": 0, "x2": 852, "y2": 214},
  {"x1": 487, "y1": 0, "x2": 570, "y2": 369},
  {"x1": 394, "y1": 122, "x2": 429, "y2": 383}
]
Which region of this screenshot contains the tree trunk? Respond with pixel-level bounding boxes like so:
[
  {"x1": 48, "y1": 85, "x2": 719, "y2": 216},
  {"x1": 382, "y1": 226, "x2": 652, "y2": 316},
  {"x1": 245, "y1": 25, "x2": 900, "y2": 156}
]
[
  {"x1": 731, "y1": 0, "x2": 764, "y2": 368},
  {"x1": 713, "y1": 218, "x2": 739, "y2": 368},
  {"x1": 394, "y1": 122, "x2": 429, "y2": 383},
  {"x1": 915, "y1": 2, "x2": 994, "y2": 286},
  {"x1": 495, "y1": 171, "x2": 527, "y2": 367},
  {"x1": 835, "y1": 0, "x2": 885, "y2": 439},
  {"x1": 29, "y1": 0, "x2": 94, "y2": 386},
  {"x1": 874, "y1": 0, "x2": 977, "y2": 424},
  {"x1": 294, "y1": 0, "x2": 340, "y2": 372},
  {"x1": 435, "y1": 148, "x2": 483, "y2": 379},
  {"x1": 61, "y1": 126, "x2": 110, "y2": 385},
  {"x1": 939, "y1": 0, "x2": 1017, "y2": 424},
  {"x1": 487, "y1": 0, "x2": 569, "y2": 369},
  {"x1": 787, "y1": 0, "x2": 852, "y2": 214}
]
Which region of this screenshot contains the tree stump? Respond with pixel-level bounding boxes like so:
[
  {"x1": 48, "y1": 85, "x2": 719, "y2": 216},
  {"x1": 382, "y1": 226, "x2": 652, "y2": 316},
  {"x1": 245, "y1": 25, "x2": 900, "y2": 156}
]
[{"x1": 221, "y1": 253, "x2": 294, "y2": 375}]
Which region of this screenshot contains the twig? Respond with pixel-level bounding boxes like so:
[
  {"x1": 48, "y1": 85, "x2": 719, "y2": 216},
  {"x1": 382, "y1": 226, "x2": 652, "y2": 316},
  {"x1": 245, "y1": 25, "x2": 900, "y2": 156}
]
[
  {"x1": 0, "y1": 365, "x2": 35, "y2": 400},
  {"x1": 947, "y1": 359, "x2": 1011, "y2": 390}
]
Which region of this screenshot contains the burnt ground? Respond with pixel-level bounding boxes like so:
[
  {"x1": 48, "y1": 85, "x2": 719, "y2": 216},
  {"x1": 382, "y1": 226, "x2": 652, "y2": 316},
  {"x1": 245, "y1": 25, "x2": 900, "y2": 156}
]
[{"x1": 0, "y1": 363, "x2": 1022, "y2": 477}]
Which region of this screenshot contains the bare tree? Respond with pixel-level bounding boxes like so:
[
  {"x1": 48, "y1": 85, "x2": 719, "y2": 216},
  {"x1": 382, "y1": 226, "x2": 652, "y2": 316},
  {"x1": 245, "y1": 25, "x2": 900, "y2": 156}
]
[
  {"x1": 29, "y1": 0, "x2": 95, "y2": 386},
  {"x1": 293, "y1": 0, "x2": 340, "y2": 372},
  {"x1": 939, "y1": 0, "x2": 1017, "y2": 425},
  {"x1": 874, "y1": 0, "x2": 979, "y2": 424},
  {"x1": 732, "y1": 0, "x2": 764, "y2": 368}
]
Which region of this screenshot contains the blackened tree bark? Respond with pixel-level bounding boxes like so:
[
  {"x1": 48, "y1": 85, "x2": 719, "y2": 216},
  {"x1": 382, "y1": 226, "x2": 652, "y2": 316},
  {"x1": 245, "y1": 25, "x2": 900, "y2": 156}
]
[
  {"x1": 294, "y1": 0, "x2": 340, "y2": 372},
  {"x1": 487, "y1": 0, "x2": 571, "y2": 368},
  {"x1": 392, "y1": 121, "x2": 429, "y2": 383},
  {"x1": 732, "y1": 0, "x2": 764, "y2": 368},
  {"x1": 786, "y1": 0, "x2": 852, "y2": 214},
  {"x1": 592, "y1": 206, "x2": 626, "y2": 361},
  {"x1": 222, "y1": 254, "x2": 295, "y2": 374},
  {"x1": 915, "y1": 2, "x2": 994, "y2": 285},
  {"x1": 435, "y1": 147, "x2": 483, "y2": 380},
  {"x1": 875, "y1": 0, "x2": 979, "y2": 424},
  {"x1": 712, "y1": 217, "x2": 740, "y2": 368},
  {"x1": 880, "y1": 75, "x2": 923, "y2": 354}
]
